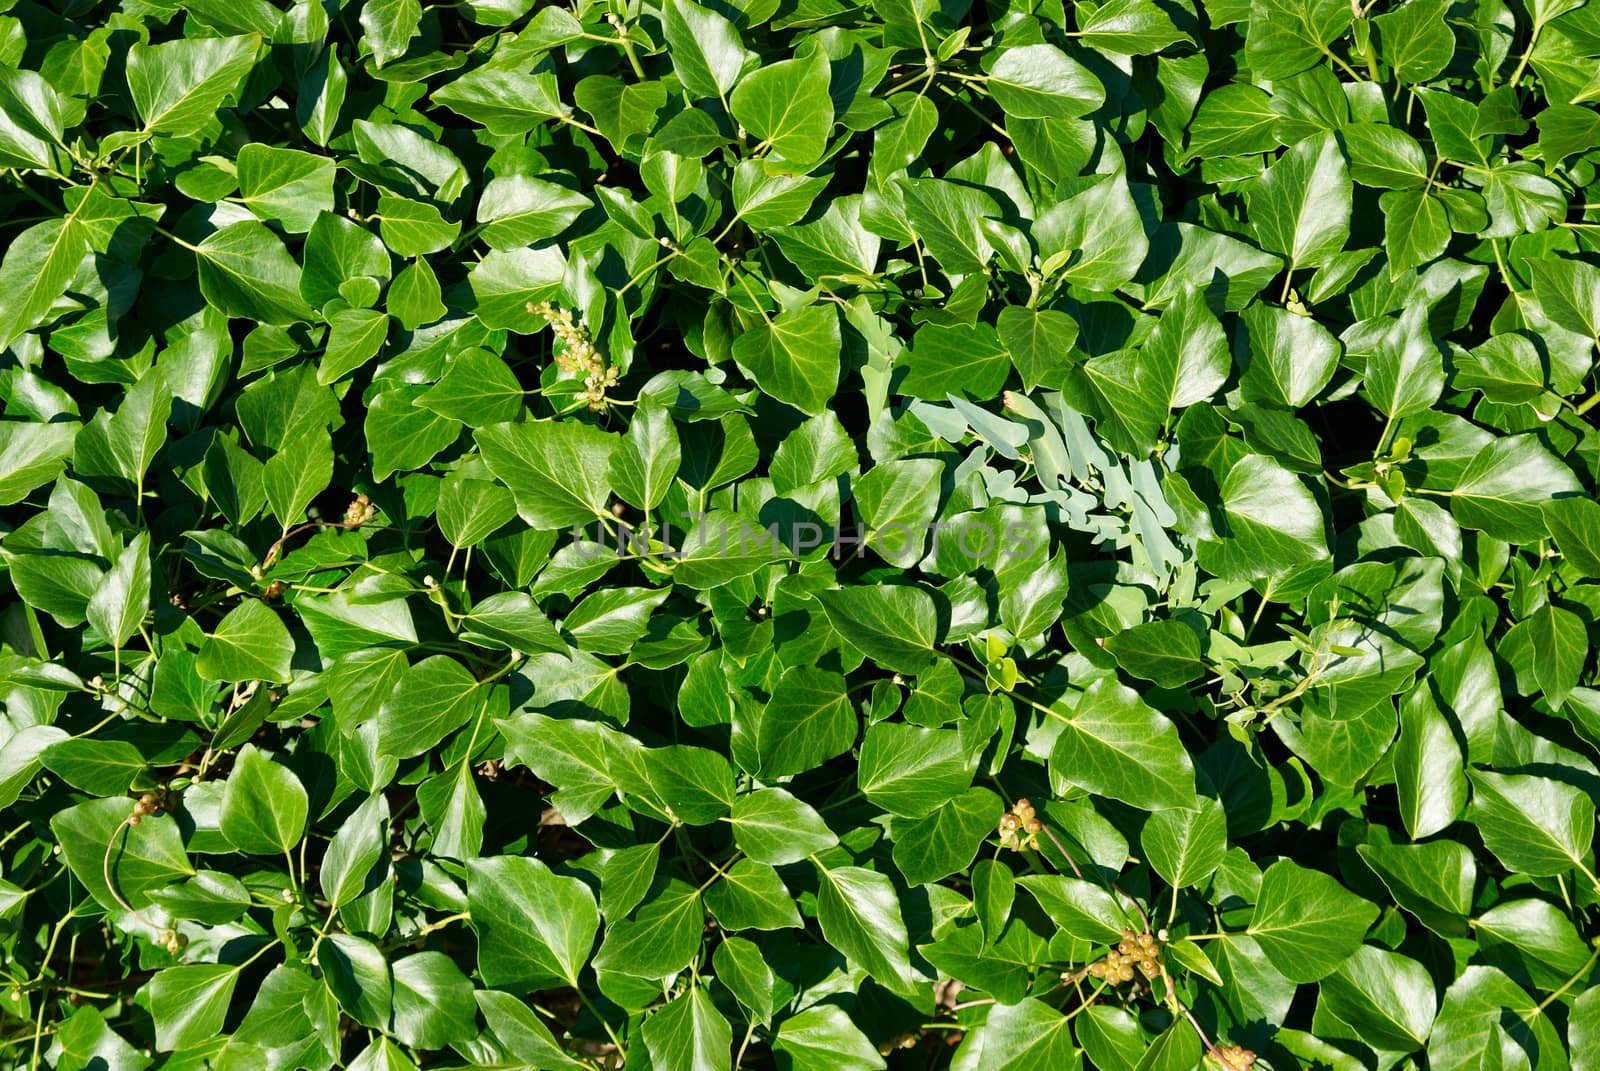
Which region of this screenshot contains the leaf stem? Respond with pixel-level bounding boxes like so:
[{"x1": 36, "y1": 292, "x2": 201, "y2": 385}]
[
  {"x1": 576, "y1": 988, "x2": 626, "y2": 1054},
  {"x1": 1526, "y1": 944, "x2": 1600, "y2": 1019}
]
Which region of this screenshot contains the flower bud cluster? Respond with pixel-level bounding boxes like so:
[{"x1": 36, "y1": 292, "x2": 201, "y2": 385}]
[
  {"x1": 996, "y1": 797, "x2": 1042, "y2": 852},
  {"x1": 1213, "y1": 1044, "x2": 1258, "y2": 1070},
  {"x1": 1086, "y1": 929, "x2": 1162, "y2": 984},
  {"x1": 344, "y1": 493, "x2": 377, "y2": 529},
  {"x1": 128, "y1": 792, "x2": 162, "y2": 827},
  {"x1": 527, "y1": 301, "x2": 619, "y2": 409},
  {"x1": 876, "y1": 1031, "x2": 919, "y2": 1055}
]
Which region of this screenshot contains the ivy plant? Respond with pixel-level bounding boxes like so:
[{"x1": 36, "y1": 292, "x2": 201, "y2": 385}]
[{"x1": 2, "y1": 0, "x2": 1600, "y2": 1066}]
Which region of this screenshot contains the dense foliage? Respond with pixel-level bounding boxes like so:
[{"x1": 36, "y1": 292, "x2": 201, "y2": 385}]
[{"x1": 3, "y1": 0, "x2": 1600, "y2": 1066}]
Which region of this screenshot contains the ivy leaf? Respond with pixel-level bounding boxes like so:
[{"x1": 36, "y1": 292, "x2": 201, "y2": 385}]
[
  {"x1": 194, "y1": 221, "x2": 316, "y2": 326},
  {"x1": 812, "y1": 862, "x2": 919, "y2": 996},
  {"x1": 219, "y1": 744, "x2": 309, "y2": 856},
  {"x1": 730, "y1": 305, "x2": 841, "y2": 415},
  {"x1": 1467, "y1": 770, "x2": 1596, "y2": 878},
  {"x1": 126, "y1": 34, "x2": 259, "y2": 134},
  {"x1": 728, "y1": 49, "x2": 832, "y2": 165},
  {"x1": 468, "y1": 855, "x2": 598, "y2": 990},
  {"x1": 477, "y1": 419, "x2": 617, "y2": 529},
  {"x1": 812, "y1": 585, "x2": 940, "y2": 674},
  {"x1": 986, "y1": 45, "x2": 1104, "y2": 119},
  {"x1": 1247, "y1": 859, "x2": 1379, "y2": 982},
  {"x1": 1047, "y1": 678, "x2": 1197, "y2": 811},
  {"x1": 642, "y1": 987, "x2": 731, "y2": 1071},
  {"x1": 1249, "y1": 133, "x2": 1351, "y2": 274},
  {"x1": 196, "y1": 600, "x2": 294, "y2": 683}
]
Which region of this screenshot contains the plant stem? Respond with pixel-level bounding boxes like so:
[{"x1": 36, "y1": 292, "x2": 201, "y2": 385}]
[{"x1": 1527, "y1": 945, "x2": 1600, "y2": 1019}]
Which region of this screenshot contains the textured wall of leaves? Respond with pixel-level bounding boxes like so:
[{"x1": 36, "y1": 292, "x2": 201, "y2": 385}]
[{"x1": 2, "y1": 0, "x2": 1600, "y2": 1066}]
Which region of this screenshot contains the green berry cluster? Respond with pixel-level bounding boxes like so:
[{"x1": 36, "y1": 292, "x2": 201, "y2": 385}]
[
  {"x1": 996, "y1": 797, "x2": 1042, "y2": 852},
  {"x1": 1086, "y1": 929, "x2": 1162, "y2": 984}
]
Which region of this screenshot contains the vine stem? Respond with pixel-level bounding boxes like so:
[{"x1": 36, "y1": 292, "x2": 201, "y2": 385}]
[
  {"x1": 576, "y1": 988, "x2": 626, "y2": 1056},
  {"x1": 734, "y1": 1023, "x2": 755, "y2": 1068},
  {"x1": 1527, "y1": 945, "x2": 1600, "y2": 1019}
]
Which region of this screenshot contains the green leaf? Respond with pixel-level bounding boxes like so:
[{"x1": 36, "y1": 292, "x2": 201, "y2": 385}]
[
  {"x1": 302, "y1": 212, "x2": 392, "y2": 308},
  {"x1": 320, "y1": 793, "x2": 388, "y2": 912},
  {"x1": 1, "y1": 217, "x2": 89, "y2": 360},
  {"x1": 1245, "y1": 0, "x2": 1353, "y2": 80},
  {"x1": 476, "y1": 990, "x2": 587, "y2": 1070},
  {"x1": 858, "y1": 722, "x2": 973, "y2": 818},
  {"x1": 126, "y1": 34, "x2": 260, "y2": 135},
  {"x1": 468, "y1": 855, "x2": 598, "y2": 990},
  {"x1": 0, "y1": 421, "x2": 76, "y2": 505},
  {"x1": 194, "y1": 221, "x2": 315, "y2": 326},
  {"x1": 318, "y1": 309, "x2": 391, "y2": 385},
  {"x1": 889, "y1": 786, "x2": 999, "y2": 885},
  {"x1": 1140, "y1": 797, "x2": 1228, "y2": 888},
  {"x1": 1468, "y1": 769, "x2": 1596, "y2": 878},
  {"x1": 703, "y1": 859, "x2": 802, "y2": 931},
  {"x1": 1048, "y1": 678, "x2": 1198, "y2": 811},
  {"x1": 477, "y1": 419, "x2": 617, "y2": 529},
  {"x1": 987, "y1": 44, "x2": 1104, "y2": 119},
  {"x1": 86, "y1": 532, "x2": 150, "y2": 651},
  {"x1": 50, "y1": 797, "x2": 194, "y2": 911},
  {"x1": 41, "y1": 738, "x2": 147, "y2": 797},
  {"x1": 1105, "y1": 619, "x2": 1204, "y2": 687},
  {"x1": 1249, "y1": 133, "x2": 1351, "y2": 273},
  {"x1": 812, "y1": 585, "x2": 940, "y2": 673},
  {"x1": 898, "y1": 323, "x2": 1010, "y2": 400},
  {"x1": 730, "y1": 304, "x2": 841, "y2": 416},
  {"x1": 374, "y1": 195, "x2": 461, "y2": 257},
  {"x1": 1197, "y1": 454, "x2": 1329, "y2": 580},
  {"x1": 476, "y1": 174, "x2": 591, "y2": 249},
  {"x1": 1247, "y1": 859, "x2": 1379, "y2": 982},
  {"x1": 609, "y1": 401, "x2": 681, "y2": 511},
  {"x1": 663, "y1": 0, "x2": 752, "y2": 102},
  {"x1": 813, "y1": 862, "x2": 918, "y2": 995},
  {"x1": 236, "y1": 144, "x2": 335, "y2": 233},
  {"x1": 376, "y1": 656, "x2": 486, "y2": 758},
  {"x1": 1529, "y1": 255, "x2": 1600, "y2": 341},
  {"x1": 1547, "y1": 497, "x2": 1600, "y2": 577},
  {"x1": 1077, "y1": 0, "x2": 1191, "y2": 54},
  {"x1": 642, "y1": 987, "x2": 732, "y2": 1071},
  {"x1": 898, "y1": 177, "x2": 1000, "y2": 275},
  {"x1": 147, "y1": 965, "x2": 240, "y2": 1052},
  {"x1": 1374, "y1": 0, "x2": 1454, "y2": 83},
  {"x1": 966, "y1": 999, "x2": 1082, "y2": 1070},
  {"x1": 196, "y1": 600, "x2": 294, "y2": 683},
  {"x1": 1381, "y1": 187, "x2": 1453, "y2": 275},
  {"x1": 220, "y1": 744, "x2": 309, "y2": 855},
  {"x1": 1393, "y1": 684, "x2": 1467, "y2": 839},
  {"x1": 997, "y1": 306, "x2": 1080, "y2": 391},
  {"x1": 360, "y1": 0, "x2": 422, "y2": 67},
  {"x1": 773, "y1": 1006, "x2": 885, "y2": 1071},
  {"x1": 417, "y1": 349, "x2": 526, "y2": 426},
  {"x1": 594, "y1": 879, "x2": 704, "y2": 979},
  {"x1": 728, "y1": 48, "x2": 832, "y2": 165},
  {"x1": 730, "y1": 788, "x2": 838, "y2": 865},
  {"x1": 1445, "y1": 434, "x2": 1581, "y2": 543},
  {"x1": 1317, "y1": 945, "x2": 1436, "y2": 1052},
  {"x1": 753, "y1": 665, "x2": 857, "y2": 777},
  {"x1": 1035, "y1": 169, "x2": 1149, "y2": 291},
  {"x1": 389, "y1": 952, "x2": 477, "y2": 1050},
  {"x1": 264, "y1": 432, "x2": 333, "y2": 528},
  {"x1": 1364, "y1": 305, "x2": 1445, "y2": 419}
]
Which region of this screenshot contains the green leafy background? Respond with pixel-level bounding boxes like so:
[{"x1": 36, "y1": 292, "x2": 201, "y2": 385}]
[{"x1": 2, "y1": 0, "x2": 1600, "y2": 1066}]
